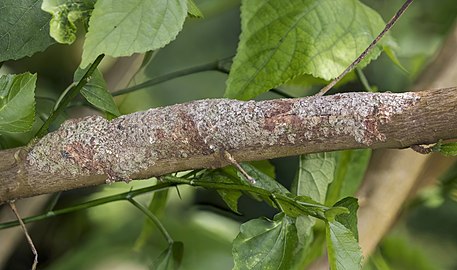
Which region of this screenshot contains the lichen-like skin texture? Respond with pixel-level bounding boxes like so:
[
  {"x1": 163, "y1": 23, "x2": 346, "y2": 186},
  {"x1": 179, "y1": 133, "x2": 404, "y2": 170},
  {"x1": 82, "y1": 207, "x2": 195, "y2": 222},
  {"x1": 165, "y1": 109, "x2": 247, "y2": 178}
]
[{"x1": 27, "y1": 92, "x2": 420, "y2": 182}]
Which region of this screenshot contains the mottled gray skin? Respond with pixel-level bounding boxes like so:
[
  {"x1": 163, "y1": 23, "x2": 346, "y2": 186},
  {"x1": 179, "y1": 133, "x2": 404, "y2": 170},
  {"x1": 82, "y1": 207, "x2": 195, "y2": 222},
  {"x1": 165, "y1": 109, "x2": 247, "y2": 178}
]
[{"x1": 27, "y1": 92, "x2": 419, "y2": 182}]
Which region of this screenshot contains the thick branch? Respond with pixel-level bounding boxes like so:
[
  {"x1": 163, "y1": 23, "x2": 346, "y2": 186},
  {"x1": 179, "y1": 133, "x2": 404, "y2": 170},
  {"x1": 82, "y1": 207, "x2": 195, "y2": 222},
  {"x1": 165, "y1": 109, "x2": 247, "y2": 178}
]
[{"x1": 1, "y1": 88, "x2": 456, "y2": 202}]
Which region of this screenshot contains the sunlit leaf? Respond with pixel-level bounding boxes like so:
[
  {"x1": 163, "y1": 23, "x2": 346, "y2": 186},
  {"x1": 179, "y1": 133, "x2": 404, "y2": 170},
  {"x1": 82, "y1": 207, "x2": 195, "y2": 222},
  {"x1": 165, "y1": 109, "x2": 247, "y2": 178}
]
[
  {"x1": 326, "y1": 220, "x2": 362, "y2": 270},
  {"x1": 225, "y1": 0, "x2": 388, "y2": 100},
  {"x1": 42, "y1": 0, "x2": 95, "y2": 44},
  {"x1": 0, "y1": 73, "x2": 36, "y2": 133},
  {"x1": 74, "y1": 67, "x2": 120, "y2": 117},
  {"x1": 0, "y1": 0, "x2": 54, "y2": 61},
  {"x1": 233, "y1": 213, "x2": 302, "y2": 270},
  {"x1": 81, "y1": 0, "x2": 187, "y2": 68},
  {"x1": 291, "y1": 153, "x2": 336, "y2": 203}
]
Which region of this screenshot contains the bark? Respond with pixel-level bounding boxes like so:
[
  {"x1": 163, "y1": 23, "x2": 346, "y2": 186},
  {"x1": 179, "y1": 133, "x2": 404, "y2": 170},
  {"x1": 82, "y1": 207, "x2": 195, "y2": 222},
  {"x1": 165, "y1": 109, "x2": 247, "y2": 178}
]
[{"x1": 1, "y1": 87, "x2": 457, "y2": 203}]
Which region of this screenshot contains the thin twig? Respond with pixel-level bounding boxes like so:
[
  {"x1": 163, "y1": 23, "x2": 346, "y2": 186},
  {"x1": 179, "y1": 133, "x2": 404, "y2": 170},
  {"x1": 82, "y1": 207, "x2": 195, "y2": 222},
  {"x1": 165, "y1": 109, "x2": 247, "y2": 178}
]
[
  {"x1": 355, "y1": 68, "x2": 374, "y2": 93},
  {"x1": 223, "y1": 150, "x2": 256, "y2": 183},
  {"x1": 112, "y1": 57, "x2": 233, "y2": 97},
  {"x1": 128, "y1": 198, "x2": 174, "y2": 244},
  {"x1": 8, "y1": 201, "x2": 38, "y2": 270},
  {"x1": 35, "y1": 54, "x2": 105, "y2": 138},
  {"x1": 317, "y1": 0, "x2": 414, "y2": 96}
]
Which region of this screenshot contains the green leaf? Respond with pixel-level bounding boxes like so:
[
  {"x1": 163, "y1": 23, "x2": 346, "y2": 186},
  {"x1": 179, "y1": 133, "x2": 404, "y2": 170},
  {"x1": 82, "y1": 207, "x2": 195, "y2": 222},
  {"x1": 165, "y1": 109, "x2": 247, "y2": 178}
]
[
  {"x1": 433, "y1": 141, "x2": 457, "y2": 156},
  {"x1": 240, "y1": 163, "x2": 288, "y2": 194},
  {"x1": 291, "y1": 153, "x2": 336, "y2": 203},
  {"x1": 217, "y1": 189, "x2": 242, "y2": 214},
  {"x1": 134, "y1": 189, "x2": 169, "y2": 250},
  {"x1": 225, "y1": 0, "x2": 388, "y2": 100},
  {"x1": 198, "y1": 167, "x2": 246, "y2": 213},
  {"x1": 81, "y1": 0, "x2": 187, "y2": 68},
  {"x1": 326, "y1": 150, "x2": 371, "y2": 205},
  {"x1": 74, "y1": 67, "x2": 120, "y2": 117},
  {"x1": 0, "y1": 0, "x2": 55, "y2": 61},
  {"x1": 42, "y1": 0, "x2": 95, "y2": 44},
  {"x1": 0, "y1": 73, "x2": 36, "y2": 133},
  {"x1": 326, "y1": 220, "x2": 362, "y2": 270},
  {"x1": 187, "y1": 0, "x2": 203, "y2": 18},
  {"x1": 153, "y1": 241, "x2": 184, "y2": 270},
  {"x1": 333, "y1": 197, "x2": 359, "y2": 240},
  {"x1": 233, "y1": 213, "x2": 302, "y2": 270}
]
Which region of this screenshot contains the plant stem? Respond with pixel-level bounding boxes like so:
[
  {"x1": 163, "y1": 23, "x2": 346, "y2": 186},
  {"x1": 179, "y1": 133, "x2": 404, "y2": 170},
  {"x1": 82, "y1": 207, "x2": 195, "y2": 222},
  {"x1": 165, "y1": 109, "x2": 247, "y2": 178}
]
[
  {"x1": 128, "y1": 198, "x2": 174, "y2": 244},
  {"x1": 318, "y1": 0, "x2": 414, "y2": 96},
  {"x1": 112, "y1": 57, "x2": 232, "y2": 97},
  {"x1": 355, "y1": 68, "x2": 374, "y2": 92},
  {"x1": 0, "y1": 182, "x2": 174, "y2": 229},
  {"x1": 34, "y1": 55, "x2": 105, "y2": 138},
  {"x1": 0, "y1": 173, "x2": 330, "y2": 229}
]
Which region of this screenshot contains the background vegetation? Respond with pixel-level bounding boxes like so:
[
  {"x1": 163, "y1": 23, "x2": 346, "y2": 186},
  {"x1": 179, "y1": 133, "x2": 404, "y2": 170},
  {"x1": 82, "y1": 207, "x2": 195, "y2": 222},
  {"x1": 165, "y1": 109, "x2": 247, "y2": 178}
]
[{"x1": 1, "y1": 0, "x2": 457, "y2": 269}]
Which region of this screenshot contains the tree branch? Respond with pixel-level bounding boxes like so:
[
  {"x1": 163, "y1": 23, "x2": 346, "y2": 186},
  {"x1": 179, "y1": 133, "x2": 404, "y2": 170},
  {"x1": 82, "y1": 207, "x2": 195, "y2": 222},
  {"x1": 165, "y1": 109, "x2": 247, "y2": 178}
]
[{"x1": 1, "y1": 87, "x2": 456, "y2": 203}]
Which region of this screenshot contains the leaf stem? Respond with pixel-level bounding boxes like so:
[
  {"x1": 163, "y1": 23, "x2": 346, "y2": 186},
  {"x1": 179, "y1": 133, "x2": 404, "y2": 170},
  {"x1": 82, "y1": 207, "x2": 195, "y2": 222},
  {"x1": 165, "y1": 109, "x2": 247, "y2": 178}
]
[
  {"x1": 34, "y1": 54, "x2": 105, "y2": 138},
  {"x1": 355, "y1": 68, "x2": 374, "y2": 92},
  {"x1": 0, "y1": 181, "x2": 174, "y2": 229},
  {"x1": 318, "y1": 0, "x2": 414, "y2": 96},
  {"x1": 112, "y1": 57, "x2": 232, "y2": 97},
  {"x1": 128, "y1": 198, "x2": 174, "y2": 244},
  {"x1": 0, "y1": 174, "x2": 330, "y2": 230}
]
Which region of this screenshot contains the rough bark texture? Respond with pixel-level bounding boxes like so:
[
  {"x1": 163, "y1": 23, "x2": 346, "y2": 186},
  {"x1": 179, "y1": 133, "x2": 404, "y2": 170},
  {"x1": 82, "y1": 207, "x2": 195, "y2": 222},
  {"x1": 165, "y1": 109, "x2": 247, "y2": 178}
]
[{"x1": 1, "y1": 88, "x2": 457, "y2": 203}]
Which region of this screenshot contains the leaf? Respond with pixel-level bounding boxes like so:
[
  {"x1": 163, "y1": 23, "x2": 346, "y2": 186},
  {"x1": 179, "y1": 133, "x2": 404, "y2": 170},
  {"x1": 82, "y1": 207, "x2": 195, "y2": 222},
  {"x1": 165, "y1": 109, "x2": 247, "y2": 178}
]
[
  {"x1": 326, "y1": 150, "x2": 371, "y2": 205},
  {"x1": 240, "y1": 163, "x2": 288, "y2": 194},
  {"x1": 81, "y1": 0, "x2": 187, "y2": 68},
  {"x1": 225, "y1": 0, "x2": 388, "y2": 100},
  {"x1": 326, "y1": 220, "x2": 362, "y2": 270},
  {"x1": 198, "y1": 167, "x2": 246, "y2": 213},
  {"x1": 0, "y1": 0, "x2": 55, "y2": 61},
  {"x1": 153, "y1": 241, "x2": 184, "y2": 270},
  {"x1": 74, "y1": 67, "x2": 120, "y2": 117},
  {"x1": 134, "y1": 189, "x2": 169, "y2": 250},
  {"x1": 433, "y1": 141, "x2": 457, "y2": 156},
  {"x1": 217, "y1": 189, "x2": 242, "y2": 214},
  {"x1": 333, "y1": 197, "x2": 359, "y2": 240},
  {"x1": 187, "y1": 0, "x2": 203, "y2": 18},
  {"x1": 0, "y1": 73, "x2": 36, "y2": 133},
  {"x1": 42, "y1": 0, "x2": 95, "y2": 44},
  {"x1": 233, "y1": 213, "x2": 302, "y2": 270},
  {"x1": 291, "y1": 153, "x2": 336, "y2": 203}
]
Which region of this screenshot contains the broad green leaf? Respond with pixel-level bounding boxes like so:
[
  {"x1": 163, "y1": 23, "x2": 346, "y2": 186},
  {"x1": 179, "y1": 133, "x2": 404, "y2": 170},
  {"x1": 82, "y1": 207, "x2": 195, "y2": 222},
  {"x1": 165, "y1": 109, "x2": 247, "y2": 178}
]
[
  {"x1": 291, "y1": 153, "x2": 336, "y2": 203},
  {"x1": 225, "y1": 0, "x2": 388, "y2": 100},
  {"x1": 134, "y1": 189, "x2": 169, "y2": 250},
  {"x1": 0, "y1": 0, "x2": 55, "y2": 61},
  {"x1": 333, "y1": 197, "x2": 359, "y2": 240},
  {"x1": 187, "y1": 0, "x2": 203, "y2": 18},
  {"x1": 433, "y1": 141, "x2": 457, "y2": 156},
  {"x1": 233, "y1": 213, "x2": 301, "y2": 270},
  {"x1": 153, "y1": 241, "x2": 184, "y2": 270},
  {"x1": 81, "y1": 0, "x2": 187, "y2": 68},
  {"x1": 326, "y1": 150, "x2": 371, "y2": 205},
  {"x1": 74, "y1": 67, "x2": 120, "y2": 117},
  {"x1": 42, "y1": 0, "x2": 95, "y2": 44},
  {"x1": 0, "y1": 73, "x2": 36, "y2": 133},
  {"x1": 326, "y1": 220, "x2": 362, "y2": 270}
]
